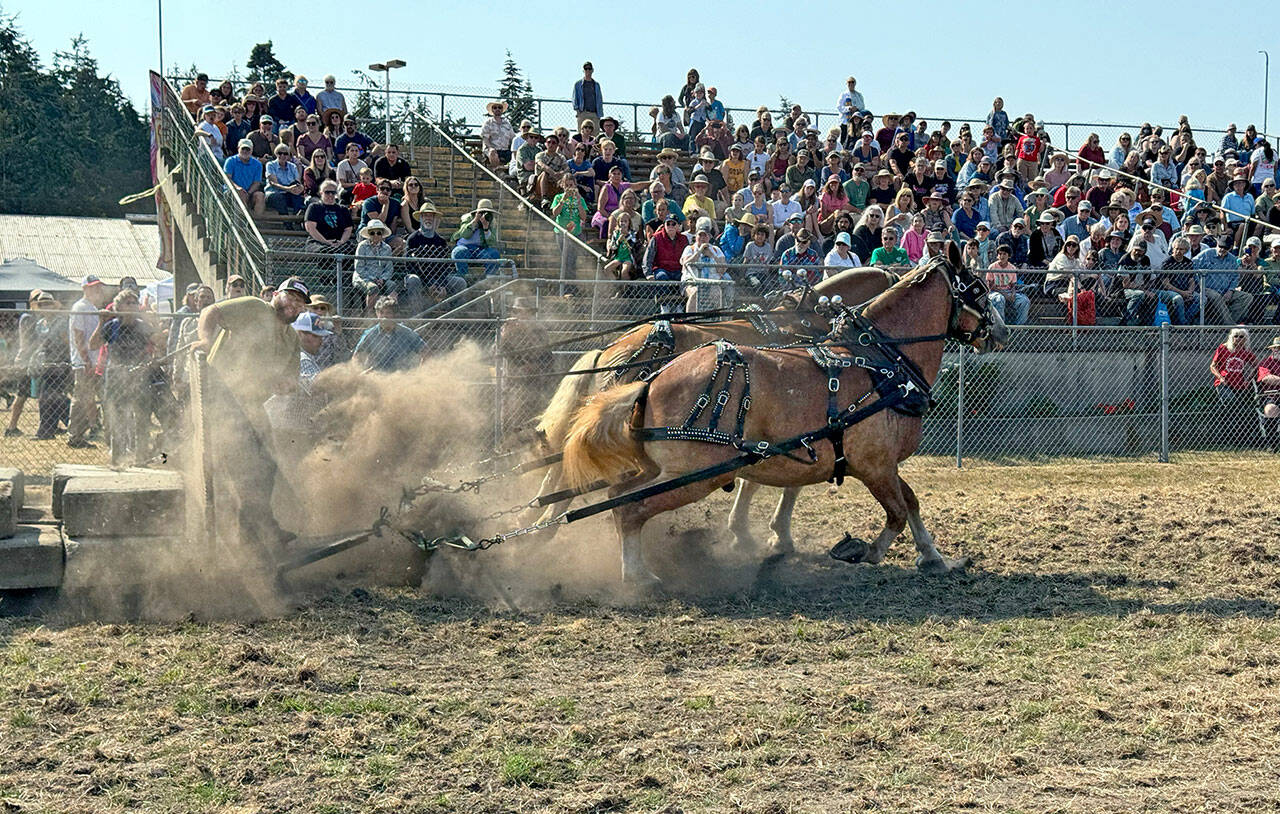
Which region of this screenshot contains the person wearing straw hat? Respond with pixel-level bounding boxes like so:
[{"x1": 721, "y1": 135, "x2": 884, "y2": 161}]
[
  {"x1": 480, "y1": 100, "x2": 515, "y2": 169},
  {"x1": 353, "y1": 219, "x2": 395, "y2": 315},
  {"x1": 405, "y1": 200, "x2": 464, "y2": 300},
  {"x1": 450, "y1": 199, "x2": 502, "y2": 279}
]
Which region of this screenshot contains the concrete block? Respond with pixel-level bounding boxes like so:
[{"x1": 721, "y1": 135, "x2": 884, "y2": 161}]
[
  {"x1": 62, "y1": 535, "x2": 183, "y2": 592},
  {"x1": 0, "y1": 467, "x2": 25, "y2": 515},
  {"x1": 0, "y1": 525, "x2": 64, "y2": 589},
  {"x1": 61, "y1": 473, "x2": 185, "y2": 538},
  {"x1": 51, "y1": 465, "x2": 173, "y2": 518}
]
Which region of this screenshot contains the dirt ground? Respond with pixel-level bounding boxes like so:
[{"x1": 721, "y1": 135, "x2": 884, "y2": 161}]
[{"x1": 2, "y1": 456, "x2": 1279, "y2": 813}]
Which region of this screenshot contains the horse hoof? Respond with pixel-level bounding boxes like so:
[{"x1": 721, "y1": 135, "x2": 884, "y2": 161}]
[
  {"x1": 916, "y1": 555, "x2": 970, "y2": 575},
  {"x1": 829, "y1": 533, "x2": 870, "y2": 564},
  {"x1": 760, "y1": 551, "x2": 787, "y2": 568},
  {"x1": 769, "y1": 536, "x2": 795, "y2": 556}
]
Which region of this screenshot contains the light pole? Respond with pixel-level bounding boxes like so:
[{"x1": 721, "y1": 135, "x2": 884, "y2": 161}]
[
  {"x1": 157, "y1": 0, "x2": 163, "y2": 80},
  {"x1": 368, "y1": 59, "x2": 406, "y2": 145},
  {"x1": 1260, "y1": 51, "x2": 1270, "y2": 135}
]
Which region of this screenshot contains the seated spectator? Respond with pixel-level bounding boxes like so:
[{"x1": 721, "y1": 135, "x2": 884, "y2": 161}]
[
  {"x1": 696, "y1": 118, "x2": 731, "y2": 160},
  {"x1": 1257, "y1": 336, "x2": 1280, "y2": 451},
  {"x1": 1257, "y1": 237, "x2": 1280, "y2": 323},
  {"x1": 599, "y1": 116, "x2": 626, "y2": 158},
  {"x1": 988, "y1": 178, "x2": 1025, "y2": 233},
  {"x1": 869, "y1": 225, "x2": 908, "y2": 268},
  {"x1": 194, "y1": 105, "x2": 225, "y2": 160},
  {"x1": 354, "y1": 296, "x2": 427, "y2": 373},
  {"x1": 683, "y1": 175, "x2": 718, "y2": 226},
  {"x1": 642, "y1": 214, "x2": 689, "y2": 281},
  {"x1": 479, "y1": 101, "x2": 515, "y2": 169},
  {"x1": 681, "y1": 218, "x2": 731, "y2": 311},
  {"x1": 335, "y1": 116, "x2": 379, "y2": 161},
  {"x1": 900, "y1": 214, "x2": 928, "y2": 264},
  {"x1": 359, "y1": 180, "x2": 405, "y2": 251},
  {"x1": 267, "y1": 78, "x2": 299, "y2": 133},
  {"x1": 1046, "y1": 234, "x2": 1085, "y2": 297},
  {"x1": 1211, "y1": 328, "x2": 1256, "y2": 404},
  {"x1": 1193, "y1": 242, "x2": 1253, "y2": 323},
  {"x1": 1119, "y1": 242, "x2": 1185, "y2": 324},
  {"x1": 89, "y1": 289, "x2": 153, "y2": 467},
  {"x1": 718, "y1": 211, "x2": 753, "y2": 262},
  {"x1": 303, "y1": 181, "x2": 354, "y2": 252},
  {"x1": 316, "y1": 75, "x2": 347, "y2": 117},
  {"x1": 773, "y1": 212, "x2": 806, "y2": 258},
  {"x1": 350, "y1": 167, "x2": 377, "y2": 209},
  {"x1": 248, "y1": 115, "x2": 278, "y2": 161},
  {"x1": 295, "y1": 114, "x2": 333, "y2": 165},
  {"x1": 603, "y1": 196, "x2": 642, "y2": 281},
  {"x1": 1043, "y1": 152, "x2": 1071, "y2": 191},
  {"x1": 997, "y1": 218, "x2": 1031, "y2": 267},
  {"x1": 592, "y1": 165, "x2": 633, "y2": 238},
  {"x1": 223, "y1": 140, "x2": 265, "y2": 217},
  {"x1": 400, "y1": 177, "x2": 427, "y2": 232},
  {"x1": 302, "y1": 148, "x2": 336, "y2": 204},
  {"x1": 824, "y1": 231, "x2": 862, "y2": 275},
  {"x1": 224, "y1": 103, "x2": 253, "y2": 147},
  {"x1": 372, "y1": 144, "x2": 411, "y2": 195},
  {"x1": 918, "y1": 231, "x2": 948, "y2": 267},
  {"x1": 986, "y1": 245, "x2": 1030, "y2": 324},
  {"x1": 405, "y1": 201, "x2": 463, "y2": 297},
  {"x1": 353, "y1": 219, "x2": 395, "y2": 313},
  {"x1": 778, "y1": 228, "x2": 822, "y2": 286},
  {"x1": 451, "y1": 199, "x2": 502, "y2": 278},
  {"x1": 265, "y1": 144, "x2": 305, "y2": 215},
  {"x1": 642, "y1": 181, "x2": 685, "y2": 226},
  {"x1": 818, "y1": 175, "x2": 855, "y2": 236},
  {"x1": 651, "y1": 96, "x2": 685, "y2": 149}
]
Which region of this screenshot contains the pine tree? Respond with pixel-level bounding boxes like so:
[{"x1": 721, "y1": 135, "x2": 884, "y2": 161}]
[
  {"x1": 497, "y1": 51, "x2": 535, "y2": 128},
  {"x1": 246, "y1": 41, "x2": 291, "y2": 83}
]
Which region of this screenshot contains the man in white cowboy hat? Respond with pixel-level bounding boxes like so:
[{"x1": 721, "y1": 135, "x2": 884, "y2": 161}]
[
  {"x1": 480, "y1": 100, "x2": 515, "y2": 169},
  {"x1": 196, "y1": 276, "x2": 313, "y2": 557},
  {"x1": 451, "y1": 199, "x2": 502, "y2": 278},
  {"x1": 354, "y1": 219, "x2": 395, "y2": 315},
  {"x1": 572, "y1": 61, "x2": 603, "y2": 131},
  {"x1": 406, "y1": 201, "x2": 466, "y2": 299}
]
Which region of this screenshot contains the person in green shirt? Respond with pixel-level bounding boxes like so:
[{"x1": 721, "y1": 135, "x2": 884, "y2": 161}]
[
  {"x1": 869, "y1": 226, "x2": 909, "y2": 267},
  {"x1": 1259, "y1": 237, "x2": 1280, "y2": 304},
  {"x1": 551, "y1": 172, "x2": 591, "y2": 279},
  {"x1": 843, "y1": 164, "x2": 870, "y2": 211}
]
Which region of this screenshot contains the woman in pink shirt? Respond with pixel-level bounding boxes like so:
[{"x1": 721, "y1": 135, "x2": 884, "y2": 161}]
[
  {"x1": 900, "y1": 214, "x2": 927, "y2": 264},
  {"x1": 817, "y1": 175, "x2": 854, "y2": 236}
]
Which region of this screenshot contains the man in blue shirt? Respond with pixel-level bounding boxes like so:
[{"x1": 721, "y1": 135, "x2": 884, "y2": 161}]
[
  {"x1": 354, "y1": 297, "x2": 428, "y2": 372},
  {"x1": 572, "y1": 62, "x2": 603, "y2": 131},
  {"x1": 1193, "y1": 244, "x2": 1253, "y2": 323},
  {"x1": 264, "y1": 144, "x2": 304, "y2": 215},
  {"x1": 705, "y1": 87, "x2": 726, "y2": 122},
  {"x1": 335, "y1": 117, "x2": 379, "y2": 160},
  {"x1": 223, "y1": 140, "x2": 265, "y2": 216}
]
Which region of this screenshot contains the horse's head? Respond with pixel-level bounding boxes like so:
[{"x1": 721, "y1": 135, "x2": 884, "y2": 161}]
[{"x1": 937, "y1": 242, "x2": 1008, "y2": 353}]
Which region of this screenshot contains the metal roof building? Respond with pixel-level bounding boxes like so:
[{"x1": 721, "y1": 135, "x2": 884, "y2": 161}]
[{"x1": 0, "y1": 215, "x2": 166, "y2": 286}]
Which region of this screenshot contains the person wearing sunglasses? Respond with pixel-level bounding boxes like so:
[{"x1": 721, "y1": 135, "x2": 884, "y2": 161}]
[
  {"x1": 303, "y1": 181, "x2": 354, "y2": 253},
  {"x1": 265, "y1": 143, "x2": 305, "y2": 214}
]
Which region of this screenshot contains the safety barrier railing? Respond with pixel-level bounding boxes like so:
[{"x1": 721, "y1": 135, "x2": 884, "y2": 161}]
[{"x1": 157, "y1": 80, "x2": 269, "y2": 289}]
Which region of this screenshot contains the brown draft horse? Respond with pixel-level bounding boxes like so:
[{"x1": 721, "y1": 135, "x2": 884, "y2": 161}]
[
  {"x1": 561, "y1": 247, "x2": 1007, "y2": 585},
  {"x1": 532, "y1": 269, "x2": 900, "y2": 544}
]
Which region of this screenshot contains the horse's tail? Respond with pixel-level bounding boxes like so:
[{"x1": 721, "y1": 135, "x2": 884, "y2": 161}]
[
  {"x1": 563, "y1": 381, "x2": 650, "y2": 492},
  {"x1": 537, "y1": 349, "x2": 602, "y2": 450}
]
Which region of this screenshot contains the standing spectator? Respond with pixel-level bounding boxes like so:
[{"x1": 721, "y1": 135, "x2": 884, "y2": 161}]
[
  {"x1": 354, "y1": 297, "x2": 427, "y2": 372},
  {"x1": 551, "y1": 173, "x2": 591, "y2": 280},
  {"x1": 1077, "y1": 133, "x2": 1106, "y2": 169},
  {"x1": 265, "y1": 144, "x2": 305, "y2": 215},
  {"x1": 695, "y1": 119, "x2": 732, "y2": 160},
  {"x1": 167, "y1": 283, "x2": 201, "y2": 356},
  {"x1": 291, "y1": 76, "x2": 316, "y2": 115},
  {"x1": 1014, "y1": 120, "x2": 1043, "y2": 184},
  {"x1": 480, "y1": 101, "x2": 515, "y2": 170},
  {"x1": 223, "y1": 140, "x2": 265, "y2": 217},
  {"x1": 291, "y1": 311, "x2": 332, "y2": 389},
  {"x1": 684, "y1": 83, "x2": 710, "y2": 152},
  {"x1": 705, "y1": 87, "x2": 725, "y2": 123},
  {"x1": 67, "y1": 275, "x2": 108, "y2": 449},
  {"x1": 677, "y1": 69, "x2": 700, "y2": 110},
  {"x1": 837, "y1": 77, "x2": 865, "y2": 142},
  {"x1": 986, "y1": 97, "x2": 1010, "y2": 143},
  {"x1": 1256, "y1": 336, "x2": 1280, "y2": 451},
  {"x1": 316, "y1": 75, "x2": 347, "y2": 116},
  {"x1": 267, "y1": 78, "x2": 299, "y2": 132},
  {"x1": 89, "y1": 289, "x2": 153, "y2": 467},
  {"x1": 681, "y1": 217, "x2": 731, "y2": 311},
  {"x1": 573, "y1": 62, "x2": 603, "y2": 130},
  {"x1": 304, "y1": 181, "x2": 354, "y2": 252},
  {"x1": 1210, "y1": 328, "x2": 1256, "y2": 404},
  {"x1": 181, "y1": 73, "x2": 212, "y2": 116},
  {"x1": 372, "y1": 144, "x2": 411, "y2": 194},
  {"x1": 33, "y1": 292, "x2": 70, "y2": 441},
  {"x1": 1193, "y1": 243, "x2": 1253, "y2": 323},
  {"x1": 451, "y1": 200, "x2": 502, "y2": 278},
  {"x1": 5, "y1": 290, "x2": 43, "y2": 437}
]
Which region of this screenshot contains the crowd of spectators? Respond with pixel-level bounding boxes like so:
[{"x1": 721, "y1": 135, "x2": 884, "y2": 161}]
[{"x1": 183, "y1": 67, "x2": 1280, "y2": 326}]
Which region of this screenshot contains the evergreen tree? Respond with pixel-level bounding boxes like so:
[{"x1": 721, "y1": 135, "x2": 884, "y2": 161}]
[
  {"x1": 497, "y1": 51, "x2": 535, "y2": 128},
  {"x1": 246, "y1": 41, "x2": 291, "y2": 83}
]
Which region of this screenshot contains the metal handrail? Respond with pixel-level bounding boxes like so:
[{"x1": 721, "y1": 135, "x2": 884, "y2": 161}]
[{"x1": 408, "y1": 109, "x2": 605, "y2": 265}]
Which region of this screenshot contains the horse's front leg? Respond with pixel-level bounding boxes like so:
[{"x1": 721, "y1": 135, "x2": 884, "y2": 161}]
[
  {"x1": 767, "y1": 486, "x2": 801, "y2": 555},
  {"x1": 726, "y1": 479, "x2": 760, "y2": 550}
]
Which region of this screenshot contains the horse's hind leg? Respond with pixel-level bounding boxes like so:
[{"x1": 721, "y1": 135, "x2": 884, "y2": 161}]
[
  {"x1": 900, "y1": 477, "x2": 969, "y2": 573},
  {"x1": 767, "y1": 486, "x2": 801, "y2": 555},
  {"x1": 727, "y1": 479, "x2": 760, "y2": 550},
  {"x1": 614, "y1": 472, "x2": 733, "y2": 586}
]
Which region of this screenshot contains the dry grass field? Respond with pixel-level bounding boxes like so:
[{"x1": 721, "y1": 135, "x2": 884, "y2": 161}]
[{"x1": 1, "y1": 456, "x2": 1279, "y2": 813}]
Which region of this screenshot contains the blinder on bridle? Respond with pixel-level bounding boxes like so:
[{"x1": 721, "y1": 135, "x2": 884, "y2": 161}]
[{"x1": 932, "y1": 253, "x2": 994, "y2": 346}]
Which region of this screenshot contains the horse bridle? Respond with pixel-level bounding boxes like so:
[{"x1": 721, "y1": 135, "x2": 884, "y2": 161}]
[{"x1": 935, "y1": 260, "x2": 996, "y2": 346}]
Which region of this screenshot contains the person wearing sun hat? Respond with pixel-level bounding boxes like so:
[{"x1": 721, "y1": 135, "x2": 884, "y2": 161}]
[
  {"x1": 451, "y1": 198, "x2": 502, "y2": 278},
  {"x1": 480, "y1": 100, "x2": 515, "y2": 169}
]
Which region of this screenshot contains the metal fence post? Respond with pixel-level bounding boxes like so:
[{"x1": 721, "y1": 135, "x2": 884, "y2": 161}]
[
  {"x1": 955, "y1": 346, "x2": 965, "y2": 469},
  {"x1": 1199, "y1": 278, "x2": 1206, "y2": 326},
  {"x1": 334, "y1": 256, "x2": 343, "y2": 316},
  {"x1": 493, "y1": 315, "x2": 505, "y2": 448},
  {"x1": 1159, "y1": 321, "x2": 1170, "y2": 463}
]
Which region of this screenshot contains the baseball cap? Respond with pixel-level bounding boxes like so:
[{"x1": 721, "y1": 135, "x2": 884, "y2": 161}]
[
  {"x1": 291, "y1": 311, "x2": 332, "y2": 336},
  {"x1": 1078, "y1": 201, "x2": 1093, "y2": 211},
  {"x1": 277, "y1": 277, "x2": 311, "y2": 303},
  {"x1": 237, "y1": 139, "x2": 253, "y2": 151},
  {"x1": 184, "y1": 282, "x2": 202, "y2": 295},
  {"x1": 695, "y1": 217, "x2": 713, "y2": 234},
  {"x1": 785, "y1": 212, "x2": 804, "y2": 224},
  {"x1": 81, "y1": 275, "x2": 103, "y2": 287}
]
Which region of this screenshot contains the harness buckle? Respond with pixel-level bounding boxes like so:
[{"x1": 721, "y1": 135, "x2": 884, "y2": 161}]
[
  {"x1": 858, "y1": 332, "x2": 873, "y2": 346},
  {"x1": 741, "y1": 396, "x2": 751, "y2": 411},
  {"x1": 755, "y1": 440, "x2": 770, "y2": 453},
  {"x1": 716, "y1": 391, "x2": 730, "y2": 406},
  {"x1": 828, "y1": 377, "x2": 840, "y2": 393},
  {"x1": 800, "y1": 437, "x2": 817, "y2": 461},
  {"x1": 694, "y1": 395, "x2": 710, "y2": 409}
]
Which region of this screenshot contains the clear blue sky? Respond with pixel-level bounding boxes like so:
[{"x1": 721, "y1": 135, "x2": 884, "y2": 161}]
[{"x1": 8, "y1": 0, "x2": 1278, "y2": 140}]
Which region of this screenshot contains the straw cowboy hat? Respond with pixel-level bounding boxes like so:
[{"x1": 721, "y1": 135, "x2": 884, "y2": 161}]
[
  {"x1": 466, "y1": 199, "x2": 498, "y2": 218},
  {"x1": 360, "y1": 219, "x2": 390, "y2": 239},
  {"x1": 417, "y1": 201, "x2": 440, "y2": 217},
  {"x1": 735, "y1": 212, "x2": 758, "y2": 228},
  {"x1": 486, "y1": 100, "x2": 508, "y2": 116},
  {"x1": 1268, "y1": 336, "x2": 1280, "y2": 351}
]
